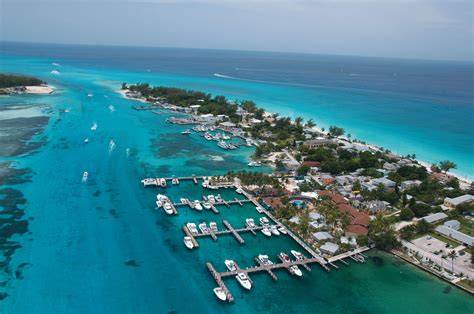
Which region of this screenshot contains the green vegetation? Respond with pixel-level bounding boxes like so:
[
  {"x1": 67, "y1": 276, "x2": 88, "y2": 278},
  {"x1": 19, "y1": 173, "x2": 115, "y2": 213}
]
[
  {"x1": 0, "y1": 74, "x2": 44, "y2": 88},
  {"x1": 328, "y1": 125, "x2": 344, "y2": 137},
  {"x1": 438, "y1": 160, "x2": 457, "y2": 173},
  {"x1": 368, "y1": 214, "x2": 399, "y2": 250}
]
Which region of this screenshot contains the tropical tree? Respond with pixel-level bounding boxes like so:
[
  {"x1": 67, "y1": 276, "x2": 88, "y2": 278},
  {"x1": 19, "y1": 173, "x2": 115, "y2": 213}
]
[
  {"x1": 329, "y1": 126, "x2": 345, "y2": 137},
  {"x1": 295, "y1": 116, "x2": 304, "y2": 127},
  {"x1": 439, "y1": 160, "x2": 457, "y2": 173},
  {"x1": 306, "y1": 119, "x2": 316, "y2": 128},
  {"x1": 448, "y1": 250, "x2": 457, "y2": 273}
]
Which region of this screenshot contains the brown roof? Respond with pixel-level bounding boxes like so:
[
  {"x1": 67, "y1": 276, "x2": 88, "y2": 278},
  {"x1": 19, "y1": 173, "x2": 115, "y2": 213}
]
[
  {"x1": 318, "y1": 191, "x2": 347, "y2": 204},
  {"x1": 346, "y1": 224, "x2": 368, "y2": 235},
  {"x1": 263, "y1": 197, "x2": 284, "y2": 209},
  {"x1": 302, "y1": 161, "x2": 321, "y2": 168}
]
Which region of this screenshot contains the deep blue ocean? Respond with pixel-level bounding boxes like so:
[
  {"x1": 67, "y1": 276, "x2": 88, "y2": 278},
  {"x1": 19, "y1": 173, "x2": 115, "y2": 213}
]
[{"x1": 0, "y1": 42, "x2": 473, "y2": 313}]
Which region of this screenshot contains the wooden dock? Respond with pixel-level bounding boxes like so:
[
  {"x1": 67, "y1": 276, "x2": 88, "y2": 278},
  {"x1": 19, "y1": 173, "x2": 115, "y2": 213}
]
[
  {"x1": 223, "y1": 220, "x2": 245, "y2": 244},
  {"x1": 182, "y1": 226, "x2": 199, "y2": 248},
  {"x1": 327, "y1": 246, "x2": 370, "y2": 263},
  {"x1": 255, "y1": 258, "x2": 278, "y2": 280},
  {"x1": 206, "y1": 262, "x2": 234, "y2": 302}
]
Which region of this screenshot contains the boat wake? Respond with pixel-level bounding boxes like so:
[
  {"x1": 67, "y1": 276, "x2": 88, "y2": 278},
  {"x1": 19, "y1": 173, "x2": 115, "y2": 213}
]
[
  {"x1": 109, "y1": 139, "x2": 116, "y2": 154},
  {"x1": 50, "y1": 70, "x2": 60, "y2": 75}
]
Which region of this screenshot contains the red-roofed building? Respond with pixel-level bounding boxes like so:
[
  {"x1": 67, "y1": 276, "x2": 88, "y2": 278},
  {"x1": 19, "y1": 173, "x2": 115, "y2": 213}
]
[{"x1": 302, "y1": 161, "x2": 321, "y2": 168}]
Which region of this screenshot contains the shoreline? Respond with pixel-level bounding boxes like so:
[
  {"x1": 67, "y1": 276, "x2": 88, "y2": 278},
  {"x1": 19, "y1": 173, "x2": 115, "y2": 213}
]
[{"x1": 118, "y1": 88, "x2": 472, "y2": 185}]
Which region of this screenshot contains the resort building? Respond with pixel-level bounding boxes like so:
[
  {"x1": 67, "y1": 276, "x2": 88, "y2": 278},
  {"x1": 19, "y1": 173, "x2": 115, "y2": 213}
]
[
  {"x1": 312, "y1": 231, "x2": 333, "y2": 241},
  {"x1": 443, "y1": 194, "x2": 474, "y2": 209},
  {"x1": 320, "y1": 242, "x2": 340, "y2": 255},
  {"x1": 434, "y1": 225, "x2": 474, "y2": 247},
  {"x1": 443, "y1": 220, "x2": 461, "y2": 230},
  {"x1": 421, "y1": 212, "x2": 448, "y2": 224},
  {"x1": 400, "y1": 180, "x2": 422, "y2": 191}
]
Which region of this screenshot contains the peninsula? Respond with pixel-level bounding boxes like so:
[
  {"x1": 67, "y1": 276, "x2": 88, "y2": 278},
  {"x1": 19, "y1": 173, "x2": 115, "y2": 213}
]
[
  {"x1": 0, "y1": 73, "x2": 53, "y2": 95},
  {"x1": 122, "y1": 82, "x2": 474, "y2": 294}
]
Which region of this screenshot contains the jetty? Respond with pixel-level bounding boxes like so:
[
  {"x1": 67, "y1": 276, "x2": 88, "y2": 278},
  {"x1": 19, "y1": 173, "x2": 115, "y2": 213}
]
[{"x1": 327, "y1": 246, "x2": 370, "y2": 264}]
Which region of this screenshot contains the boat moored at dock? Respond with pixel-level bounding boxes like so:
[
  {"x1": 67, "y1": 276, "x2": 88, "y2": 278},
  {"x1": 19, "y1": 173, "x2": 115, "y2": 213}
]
[
  {"x1": 213, "y1": 287, "x2": 227, "y2": 301},
  {"x1": 261, "y1": 227, "x2": 272, "y2": 237},
  {"x1": 225, "y1": 259, "x2": 237, "y2": 271},
  {"x1": 184, "y1": 236, "x2": 194, "y2": 249},
  {"x1": 236, "y1": 273, "x2": 252, "y2": 290}
]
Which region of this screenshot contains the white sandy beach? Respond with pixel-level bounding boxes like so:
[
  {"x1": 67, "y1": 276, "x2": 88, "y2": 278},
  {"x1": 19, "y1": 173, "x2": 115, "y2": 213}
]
[{"x1": 25, "y1": 85, "x2": 54, "y2": 94}]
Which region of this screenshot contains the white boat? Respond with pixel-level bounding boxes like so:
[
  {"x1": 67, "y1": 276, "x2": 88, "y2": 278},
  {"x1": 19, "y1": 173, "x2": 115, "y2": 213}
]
[
  {"x1": 186, "y1": 223, "x2": 198, "y2": 235},
  {"x1": 257, "y1": 254, "x2": 273, "y2": 265},
  {"x1": 209, "y1": 222, "x2": 218, "y2": 232},
  {"x1": 198, "y1": 222, "x2": 209, "y2": 233},
  {"x1": 162, "y1": 202, "x2": 174, "y2": 215},
  {"x1": 203, "y1": 202, "x2": 211, "y2": 210},
  {"x1": 289, "y1": 265, "x2": 303, "y2": 277},
  {"x1": 291, "y1": 250, "x2": 304, "y2": 261},
  {"x1": 215, "y1": 194, "x2": 223, "y2": 202},
  {"x1": 261, "y1": 227, "x2": 272, "y2": 237},
  {"x1": 50, "y1": 70, "x2": 60, "y2": 75},
  {"x1": 181, "y1": 129, "x2": 192, "y2": 135},
  {"x1": 259, "y1": 217, "x2": 270, "y2": 226},
  {"x1": 236, "y1": 188, "x2": 244, "y2": 194},
  {"x1": 194, "y1": 200, "x2": 203, "y2": 211},
  {"x1": 90, "y1": 122, "x2": 98, "y2": 131},
  {"x1": 184, "y1": 236, "x2": 194, "y2": 249},
  {"x1": 236, "y1": 273, "x2": 252, "y2": 290},
  {"x1": 245, "y1": 218, "x2": 256, "y2": 228},
  {"x1": 108, "y1": 105, "x2": 115, "y2": 112},
  {"x1": 87, "y1": 93, "x2": 93, "y2": 97},
  {"x1": 108, "y1": 139, "x2": 116, "y2": 153},
  {"x1": 141, "y1": 178, "x2": 157, "y2": 187},
  {"x1": 248, "y1": 161, "x2": 261, "y2": 167},
  {"x1": 180, "y1": 198, "x2": 188, "y2": 204},
  {"x1": 156, "y1": 194, "x2": 168, "y2": 207},
  {"x1": 256, "y1": 206, "x2": 264, "y2": 213},
  {"x1": 270, "y1": 225, "x2": 280, "y2": 236},
  {"x1": 207, "y1": 195, "x2": 216, "y2": 203},
  {"x1": 279, "y1": 252, "x2": 291, "y2": 263},
  {"x1": 225, "y1": 259, "x2": 237, "y2": 271},
  {"x1": 160, "y1": 178, "x2": 167, "y2": 187},
  {"x1": 213, "y1": 287, "x2": 227, "y2": 301},
  {"x1": 278, "y1": 226, "x2": 287, "y2": 234},
  {"x1": 217, "y1": 140, "x2": 228, "y2": 150},
  {"x1": 84, "y1": 138, "x2": 89, "y2": 144},
  {"x1": 82, "y1": 171, "x2": 88, "y2": 182}
]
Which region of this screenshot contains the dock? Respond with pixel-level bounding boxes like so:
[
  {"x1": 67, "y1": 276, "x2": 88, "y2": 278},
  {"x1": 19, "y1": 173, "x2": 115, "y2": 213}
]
[
  {"x1": 327, "y1": 246, "x2": 370, "y2": 264},
  {"x1": 255, "y1": 258, "x2": 278, "y2": 280},
  {"x1": 206, "y1": 262, "x2": 234, "y2": 302},
  {"x1": 223, "y1": 220, "x2": 245, "y2": 244},
  {"x1": 182, "y1": 226, "x2": 199, "y2": 248}
]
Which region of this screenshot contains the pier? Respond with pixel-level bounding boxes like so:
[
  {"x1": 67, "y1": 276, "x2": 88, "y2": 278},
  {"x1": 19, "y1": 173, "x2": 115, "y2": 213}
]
[
  {"x1": 327, "y1": 246, "x2": 370, "y2": 264},
  {"x1": 171, "y1": 199, "x2": 251, "y2": 214},
  {"x1": 206, "y1": 262, "x2": 234, "y2": 302}
]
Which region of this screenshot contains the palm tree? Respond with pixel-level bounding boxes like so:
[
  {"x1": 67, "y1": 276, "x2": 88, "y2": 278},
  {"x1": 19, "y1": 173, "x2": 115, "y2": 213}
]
[
  {"x1": 306, "y1": 119, "x2": 316, "y2": 128},
  {"x1": 448, "y1": 250, "x2": 457, "y2": 273},
  {"x1": 439, "y1": 160, "x2": 457, "y2": 173},
  {"x1": 295, "y1": 116, "x2": 304, "y2": 127}
]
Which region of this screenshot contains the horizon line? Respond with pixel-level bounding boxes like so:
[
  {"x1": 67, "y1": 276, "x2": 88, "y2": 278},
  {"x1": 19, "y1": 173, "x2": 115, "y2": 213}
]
[{"x1": 2, "y1": 40, "x2": 473, "y2": 64}]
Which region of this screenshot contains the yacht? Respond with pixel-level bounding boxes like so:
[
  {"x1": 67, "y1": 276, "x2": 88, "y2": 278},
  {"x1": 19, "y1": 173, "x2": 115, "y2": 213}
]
[
  {"x1": 108, "y1": 139, "x2": 116, "y2": 153},
  {"x1": 156, "y1": 194, "x2": 168, "y2": 207},
  {"x1": 259, "y1": 217, "x2": 270, "y2": 226},
  {"x1": 224, "y1": 259, "x2": 237, "y2": 271},
  {"x1": 84, "y1": 138, "x2": 89, "y2": 144},
  {"x1": 204, "y1": 133, "x2": 213, "y2": 141},
  {"x1": 162, "y1": 202, "x2": 174, "y2": 215},
  {"x1": 279, "y1": 252, "x2": 291, "y2": 263},
  {"x1": 198, "y1": 222, "x2": 209, "y2": 234},
  {"x1": 171, "y1": 177, "x2": 179, "y2": 185},
  {"x1": 90, "y1": 122, "x2": 98, "y2": 131},
  {"x1": 257, "y1": 254, "x2": 273, "y2": 265},
  {"x1": 235, "y1": 273, "x2": 252, "y2": 290},
  {"x1": 82, "y1": 171, "x2": 88, "y2": 182},
  {"x1": 291, "y1": 250, "x2": 305, "y2": 261},
  {"x1": 209, "y1": 222, "x2": 218, "y2": 233},
  {"x1": 180, "y1": 198, "x2": 188, "y2": 204},
  {"x1": 289, "y1": 265, "x2": 303, "y2": 277},
  {"x1": 217, "y1": 140, "x2": 228, "y2": 150},
  {"x1": 141, "y1": 178, "x2": 157, "y2": 187},
  {"x1": 181, "y1": 129, "x2": 192, "y2": 135},
  {"x1": 213, "y1": 287, "x2": 227, "y2": 302},
  {"x1": 247, "y1": 161, "x2": 261, "y2": 167},
  {"x1": 203, "y1": 202, "x2": 211, "y2": 210},
  {"x1": 184, "y1": 236, "x2": 194, "y2": 249},
  {"x1": 207, "y1": 195, "x2": 216, "y2": 204},
  {"x1": 270, "y1": 225, "x2": 280, "y2": 236},
  {"x1": 261, "y1": 227, "x2": 272, "y2": 237},
  {"x1": 255, "y1": 205, "x2": 264, "y2": 213},
  {"x1": 159, "y1": 178, "x2": 167, "y2": 187},
  {"x1": 193, "y1": 200, "x2": 203, "y2": 211},
  {"x1": 278, "y1": 226, "x2": 288, "y2": 234},
  {"x1": 186, "y1": 223, "x2": 198, "y2": 235},
  {"x1": 245, "y1": 218, "x2": 256, "y2": 228}
]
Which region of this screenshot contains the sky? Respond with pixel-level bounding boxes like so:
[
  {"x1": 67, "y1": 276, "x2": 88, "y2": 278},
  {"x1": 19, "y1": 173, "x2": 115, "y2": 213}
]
[{"x1": 1, "y1": 0, "x2": 473, "y2": 61}]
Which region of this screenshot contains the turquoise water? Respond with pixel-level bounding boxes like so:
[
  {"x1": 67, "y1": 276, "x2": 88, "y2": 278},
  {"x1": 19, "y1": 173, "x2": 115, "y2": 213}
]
[{"x1": 0, "y1": 50, "x2": 473, "y2": 313}]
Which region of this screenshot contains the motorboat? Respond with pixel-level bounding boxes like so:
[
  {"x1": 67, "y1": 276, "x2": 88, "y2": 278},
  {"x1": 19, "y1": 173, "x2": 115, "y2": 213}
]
[
  {"x1": 256, "y1": 206, "x2": 264, "y2": 213},
  {"x1": 261, "y1": 227, "x2": 272, "y2": 237},
  {"x1": 84, "y1": 138, "x2": 89, "y2": 144},
  {"x1": 247, "y1": 161, "x2": 261, "y2": 167},
  {"x1": 279, "y1": 252, "x2": 291, "y2": 263},
  {"x1": 141, "y1": 178, "x2": 157, "y2": 186},
  {"x1": 162, "y1": 202, "x2": 174, "y2": 215},
  {"x1": 278, "y1": 226, "x2": 288, "y2": 234},
  {"x1": 209, "y1": 222, "x2": 218, "y2": 233},
  {"x1": 270, "y1": 225, "x2": 280, "y2": 236},
  {"x1": 172, "y1": 177, "x2": 179, "y2": 185},
  {"x1": 82, "y1": 171, "x2": 88, "y2": 182},
  {"x1": 90, "y1": 122, "x2": 97, "y2": 131},
  {"x1": 235, "y1": 273, "x2": 252, "y2": 290},
  {"x1": 108, "y1": 104, "x2": 115, "y2": 112},
  {"x1": 203, "y1": 202, "x2": 212, "y2": 210},
  {"x1": 156, "y1": 194, "x2": 168, "y2": 207},
  {"x1": 259, "y1": 217, "x2": 270, "y2": 226},
  {"x1": 194, "y1": 200, "x2": 203, "y2": 211},
  {"x1": 198, "y1": 222, "x2": 209, "y2": 233},
  {"x1": 181, "y1": 129, "x2": 192, "y2": 135},
  {"x1": 159, "y1": 178, "x2": 167, "y2": 187},
  {"x1": 225, "y1": 259, "x2": 237, "y2": 271},
  {"x1": 180, "y1": 198, "x2": 188, "y2": 204},
  {"x1": 257, "y1": 254, "x2": 273, "y2": 265},
  {"x1": 186, "y1": 223, "x2": 198, "y2": 235},
  {"x1": 213, "y1": 287, "x2": 227, "y2": 301},
  {"x1": 245, "y1": 218, "x2": 256, "y2": 228},
  {"x1": 289, "y1": 265, "x2": 303, "y2": 277},
  {"x1": 184, "y1": 236, "x2": 194, "y2": 249},
  {"x1": 291, "y1": 250, "x2": 304, "y2": 261},
  {"x1": 207, "y1": 195, "x2": 216, "y2": 203}
]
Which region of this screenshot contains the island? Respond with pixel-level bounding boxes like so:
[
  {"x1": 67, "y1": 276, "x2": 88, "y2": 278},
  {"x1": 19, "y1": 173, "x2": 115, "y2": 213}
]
[
  {"x1": 0, "y1": 73, "x2": 53, "y2": 95},
  {"x1": 122, "y1": 82, "x2": 474, "y2": 295}
]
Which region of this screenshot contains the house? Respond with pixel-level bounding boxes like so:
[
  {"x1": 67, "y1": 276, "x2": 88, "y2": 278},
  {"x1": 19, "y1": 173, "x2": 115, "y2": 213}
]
[
  {"x1": 383, "y1": 162, "x2": 398, "y2": 171},
  {"x1": 189, "y1": 104, "x2": 201, "y2": 113},
  {"x1": 235, "y1": 106, "x2": 248, "y2": 116},
  {"x1": 363, "y1": 200, "x2": 390, "y2": 213},
  {"x1": 444, "y1": 220, "x2": 461, "y2": 230},
  {"x1": 422, "y1": 212, "x2": 448, "y2": 224},
  {"x1": 371, "y1": 177, "x2": 396, "y2": 189},
  {"x1": 400, "y1": 180, "x2": 422, "y2": 191},
  {"x1": 312, "y1": 231, "x2": 333, "y2": 241},
  {"x1": 320, "y1": 242, "x2": 339, "y2": 255},
  {"x1": 444, "y1": 194, "x2": 474, "y2": 209},
  {"x1": 304, "y1": 138, "x2": 336, "y2": 149},
  {"x1": 197, "y1": 113, "x2": 218, "y2": 124},
  {"x1": 435, "y1": 225, "x2": 474, "y2": 247},
  {"x1": 289, "y1": 216, "x2": 300, "y2": 224},
  {"x1": 249, "y1": 118, "x2": 262, "y2": 125},
  {"x1": 302, "y1": 161, "x2": 321, "y2": 168}
]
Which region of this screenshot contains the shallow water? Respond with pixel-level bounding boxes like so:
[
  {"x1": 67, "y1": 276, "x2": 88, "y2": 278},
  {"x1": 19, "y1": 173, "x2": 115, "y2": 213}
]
[{"x1": 0, "y1": 47, "x2": 472, "y2": 313}]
